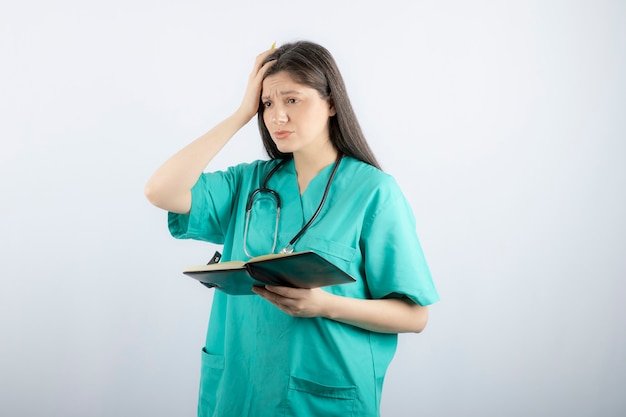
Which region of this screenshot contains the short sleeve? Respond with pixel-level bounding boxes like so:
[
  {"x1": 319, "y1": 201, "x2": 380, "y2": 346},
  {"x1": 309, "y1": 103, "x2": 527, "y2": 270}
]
[
  {"x1": 360, "y1": 179, "x2": 439, "y2": 306},
  {"x1": 168, "y1": 168, "x2": 238, "y2": 244}
]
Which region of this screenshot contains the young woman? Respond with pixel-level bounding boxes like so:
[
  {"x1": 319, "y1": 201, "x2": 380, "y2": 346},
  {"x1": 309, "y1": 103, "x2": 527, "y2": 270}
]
[{"x1": 145, "y1": 41, "x2": 439, "y2": 417}]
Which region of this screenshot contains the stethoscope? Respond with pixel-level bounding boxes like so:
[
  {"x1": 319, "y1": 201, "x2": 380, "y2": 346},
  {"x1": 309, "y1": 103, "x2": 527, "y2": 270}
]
[{"x1": 243, "y1": 154, "x2": 343, "y2": 258}]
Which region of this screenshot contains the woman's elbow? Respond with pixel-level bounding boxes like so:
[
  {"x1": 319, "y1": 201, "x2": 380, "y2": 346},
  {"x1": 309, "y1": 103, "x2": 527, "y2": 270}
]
[
  {"x1": 144, "y1": 181, "x2": 164, "y2": 207},
  {"x1": 145, "y1": 182, "x2": 191, "y2": 214},
  {"x1": 409, "y1": 304, "x2": 429, "y2": 334},
  {"x1": 144, "y1": 180, "x2": 171, "y2": 210}
]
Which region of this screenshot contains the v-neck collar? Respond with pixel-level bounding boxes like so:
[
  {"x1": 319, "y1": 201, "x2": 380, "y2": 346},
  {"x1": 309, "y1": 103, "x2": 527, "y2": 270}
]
[{"x1": 271, "y1": 158, "x2": 340, "y2": 220}]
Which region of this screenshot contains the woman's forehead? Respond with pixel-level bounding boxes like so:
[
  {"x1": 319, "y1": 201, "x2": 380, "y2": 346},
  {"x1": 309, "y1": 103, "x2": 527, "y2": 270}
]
[{"x1": 262, "y1": 71, "x2": 312, "y2": 96}]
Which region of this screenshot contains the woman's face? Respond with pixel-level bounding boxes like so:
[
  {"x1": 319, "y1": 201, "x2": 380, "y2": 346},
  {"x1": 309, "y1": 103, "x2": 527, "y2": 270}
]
[{"x1": 261, "y1": 71, "x2": 335, "y2": 157}]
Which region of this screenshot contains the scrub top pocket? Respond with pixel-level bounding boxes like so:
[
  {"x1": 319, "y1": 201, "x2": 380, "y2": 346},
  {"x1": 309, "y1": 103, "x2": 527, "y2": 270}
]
[
  {"x1": 245, "y1": 194, "x2": 281, "y2": 257},
  {"x1": 283, "y1": 375, "x2": 357, "y2": 417},
  {"x1": 301, "y1": 236, "x2": 356, "y2": 272},
  {"x1": 199, "y1": 348, "x2": 224, "y2": 416}
]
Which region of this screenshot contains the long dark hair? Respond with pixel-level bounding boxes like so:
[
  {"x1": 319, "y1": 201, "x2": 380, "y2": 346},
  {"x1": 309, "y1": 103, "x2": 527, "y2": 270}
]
[{"x1": 257, "y1": 41, "x2": 381, "y2": 170}]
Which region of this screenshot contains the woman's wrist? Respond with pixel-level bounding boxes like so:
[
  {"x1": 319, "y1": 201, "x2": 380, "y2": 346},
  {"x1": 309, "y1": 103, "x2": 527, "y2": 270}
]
[{"x1": 231, "y1": 106, "x2": 257, "y2": 128}]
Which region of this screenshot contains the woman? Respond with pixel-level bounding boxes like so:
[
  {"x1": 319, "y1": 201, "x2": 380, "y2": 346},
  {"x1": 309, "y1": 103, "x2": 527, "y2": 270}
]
[{"x1": 145, "y1": 41, "x2": 439, "y2": 417}]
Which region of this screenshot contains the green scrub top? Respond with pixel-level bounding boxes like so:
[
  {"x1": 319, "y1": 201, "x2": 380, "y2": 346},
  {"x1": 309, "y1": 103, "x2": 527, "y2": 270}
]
[{"x1": 169, "y1": 156, "x2": 439, "y2": 417}]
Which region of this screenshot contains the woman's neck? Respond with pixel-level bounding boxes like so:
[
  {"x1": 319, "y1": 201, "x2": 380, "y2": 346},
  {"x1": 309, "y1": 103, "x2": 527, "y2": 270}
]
[{"x1": 292, "y1": 144, "x2": 339, "y2": 194}]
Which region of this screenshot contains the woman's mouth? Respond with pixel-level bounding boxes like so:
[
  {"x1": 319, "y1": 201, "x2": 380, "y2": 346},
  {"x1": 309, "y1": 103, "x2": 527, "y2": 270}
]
[{"x1": 273, "y1": 130, "x2": 293, "y2": 139}]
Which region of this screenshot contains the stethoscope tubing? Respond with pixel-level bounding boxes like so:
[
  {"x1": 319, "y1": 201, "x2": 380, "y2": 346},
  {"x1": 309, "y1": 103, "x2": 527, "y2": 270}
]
[{"x1": 244, "y1": 155, "x2": 343, "y2": 256}]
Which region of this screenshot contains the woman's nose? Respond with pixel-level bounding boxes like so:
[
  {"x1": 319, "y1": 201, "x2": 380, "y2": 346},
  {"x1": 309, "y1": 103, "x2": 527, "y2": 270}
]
[{"x1": 271, "y1": 107, "x2": 288, "y2": 124}]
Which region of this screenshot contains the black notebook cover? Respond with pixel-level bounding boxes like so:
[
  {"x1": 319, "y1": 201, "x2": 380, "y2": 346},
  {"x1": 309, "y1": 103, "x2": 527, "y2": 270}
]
[{"x1": 183, "y1": 251, "x2": 355, "y2": 295}]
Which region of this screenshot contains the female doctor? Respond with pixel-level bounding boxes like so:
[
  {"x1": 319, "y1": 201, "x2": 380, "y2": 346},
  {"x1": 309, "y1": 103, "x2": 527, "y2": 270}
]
[{"x1": 145, "y1": 41, "x2": 439, "y2": 417}]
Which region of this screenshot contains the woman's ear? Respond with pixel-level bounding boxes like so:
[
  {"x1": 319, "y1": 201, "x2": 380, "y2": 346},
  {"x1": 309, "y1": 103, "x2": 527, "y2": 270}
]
[{"x1": 328, "y1": 96, "x2": 336, "y2": 117}]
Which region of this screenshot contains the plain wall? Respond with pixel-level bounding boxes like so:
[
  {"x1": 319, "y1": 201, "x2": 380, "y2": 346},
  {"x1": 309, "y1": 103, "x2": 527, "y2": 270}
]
[{"x1": 1, "y1": 1, "x2": 624, "y2": 416}]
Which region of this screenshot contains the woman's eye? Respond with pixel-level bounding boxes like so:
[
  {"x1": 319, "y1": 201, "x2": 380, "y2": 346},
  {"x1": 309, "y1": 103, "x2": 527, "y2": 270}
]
[
  {"x1": 287, "y1": 98, "x2": 298, "y2": 104},
  {"x1": 263, "y1": 102, "x2": 272, "y2": 108}
]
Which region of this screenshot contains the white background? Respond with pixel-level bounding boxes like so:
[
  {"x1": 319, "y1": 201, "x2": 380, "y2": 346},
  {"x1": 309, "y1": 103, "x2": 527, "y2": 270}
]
[{"x1": 1, "y1": 1, "x2": 625, "y2": 416}]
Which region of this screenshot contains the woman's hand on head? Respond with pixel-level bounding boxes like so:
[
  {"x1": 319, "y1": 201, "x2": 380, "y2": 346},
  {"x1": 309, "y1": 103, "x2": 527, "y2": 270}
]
[{"x1": 236, "y1": 48, "x2": 277, "y2": 122}]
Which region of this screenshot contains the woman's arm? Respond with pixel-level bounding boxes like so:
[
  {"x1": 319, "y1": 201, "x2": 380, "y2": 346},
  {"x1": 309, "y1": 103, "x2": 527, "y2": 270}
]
[
  {"x1": 252, "y1": 286, "x2": 429, "y2": 334},
  {"x1": 144, "y1": 49, "x2": 276, "y2": 214},
  {"x1": 144, "y1": 112, "x2": 250, "y2": 213}
]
